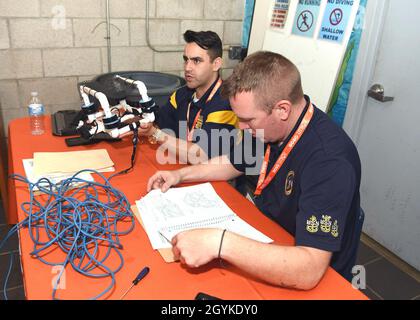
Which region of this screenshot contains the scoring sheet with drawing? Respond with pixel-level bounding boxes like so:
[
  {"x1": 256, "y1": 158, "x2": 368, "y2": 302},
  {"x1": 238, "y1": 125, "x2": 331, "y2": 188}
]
[{"x1": 136, "y1": 183, "x2": 272, "y2": 249}]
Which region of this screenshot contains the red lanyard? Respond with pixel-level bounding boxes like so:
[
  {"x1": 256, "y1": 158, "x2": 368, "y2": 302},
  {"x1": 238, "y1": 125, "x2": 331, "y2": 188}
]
[
  {"x1": 186, "y1": 78, "x2": 223, "y2": 141},
  {"x1": 254, "y1": 103, "x2": 314, "y2": 196}
]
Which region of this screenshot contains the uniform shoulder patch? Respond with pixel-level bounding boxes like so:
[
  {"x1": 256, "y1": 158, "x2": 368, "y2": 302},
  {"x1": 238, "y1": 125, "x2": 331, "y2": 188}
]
[
  {"x1": 331, "y1": 220, "x2": 339, "y2": 238},
  {"x1": 320, "y1": 215, "x2": 332, "y2": 233},
  {"x1": 306, "y1": 216, "x2": 319, "y2": 233},
  {"x1": 306, "y1": 215, "x2": 339, "y2": 237}
]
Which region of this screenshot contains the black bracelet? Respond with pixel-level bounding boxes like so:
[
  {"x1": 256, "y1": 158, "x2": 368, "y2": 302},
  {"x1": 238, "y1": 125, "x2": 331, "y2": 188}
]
[{"x1": 218, "y1": 229, "x2": 227, "y2": 268}]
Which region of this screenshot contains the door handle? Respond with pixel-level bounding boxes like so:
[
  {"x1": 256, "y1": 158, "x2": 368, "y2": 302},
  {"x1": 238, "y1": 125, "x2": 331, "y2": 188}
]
[{"x1": 368, "y1": 84, "x2": 394, "y2": 102}]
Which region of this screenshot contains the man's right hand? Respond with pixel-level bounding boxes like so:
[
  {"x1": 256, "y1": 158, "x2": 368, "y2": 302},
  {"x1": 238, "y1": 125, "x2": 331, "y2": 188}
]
[
  {"x1": 147, "y1": 170, "x2": 182, "y2": 192},
  {"x1": 138, "y1": 122, "x2": 154, "y2": 136}
]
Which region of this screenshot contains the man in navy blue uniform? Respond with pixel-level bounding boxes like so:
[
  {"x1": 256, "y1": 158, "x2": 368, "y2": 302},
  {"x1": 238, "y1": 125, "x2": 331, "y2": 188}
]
[
  {"x1": 146, "y1": 51, "x2": 362, "y2": 289},
  {"x1": 139, "y1": 30, "x2": 239, "y2": 164}
]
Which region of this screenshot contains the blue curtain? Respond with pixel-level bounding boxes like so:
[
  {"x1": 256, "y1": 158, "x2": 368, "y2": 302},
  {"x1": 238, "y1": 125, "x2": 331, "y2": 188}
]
[
  {"x1": 242, "y1": 0, "x2": 256, "y2": 48},
  {"x1": 328, "y1": 0, "x2": 368, "y2": 126}
]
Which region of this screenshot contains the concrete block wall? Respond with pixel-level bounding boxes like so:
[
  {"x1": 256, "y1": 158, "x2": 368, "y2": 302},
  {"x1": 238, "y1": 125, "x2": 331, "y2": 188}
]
[{"x1": 0, "y1": 0, "x2": 245, "y2": 137}]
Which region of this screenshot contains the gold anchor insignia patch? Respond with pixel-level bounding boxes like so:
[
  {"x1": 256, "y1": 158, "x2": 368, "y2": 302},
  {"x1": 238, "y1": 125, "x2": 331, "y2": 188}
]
[
  {"x1": 331, "y1": 220, "x2": 339, "y2": 238},
  {"x1": 195, "y1": 115, "x2": 203, "y2": 129},
  {"x1": 306, "y1": 216, "x2": 319, "y2": 233},
  {"x1": 320, "y1": 215, "x2": 332, "y2": 233}
]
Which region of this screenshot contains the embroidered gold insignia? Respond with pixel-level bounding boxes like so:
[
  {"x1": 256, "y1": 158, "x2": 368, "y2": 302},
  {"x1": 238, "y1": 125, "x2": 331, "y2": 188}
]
[
  {"x1": 320, "y1": 215, "x2": 332, "y2": 233},
  {"x1": 306, "y1": 216, "x2": 319, "y2": 233},
  {"x1": 195, "y1": 116, "x2": 203, "y2": 129},
  {"x1": 284, "y1": 171, "x2": 295, "y2": 196},
  {"x1": 331, "y1": 220, "x2": 339, "y2": 238}
]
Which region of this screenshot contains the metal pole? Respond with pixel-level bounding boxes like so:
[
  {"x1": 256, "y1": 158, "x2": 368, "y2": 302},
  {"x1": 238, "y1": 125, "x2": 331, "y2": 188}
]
[
  {"x1": 106, "y1": 0, "x2": 112, "y2": 72},
  {"x1": 145, "y1": 0, "x2": 182, "y2": 53}
]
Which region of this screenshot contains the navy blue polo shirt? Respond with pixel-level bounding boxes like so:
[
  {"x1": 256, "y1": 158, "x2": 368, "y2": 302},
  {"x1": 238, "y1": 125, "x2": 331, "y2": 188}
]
[
  {"x1": 156, "y1": 77, "x2": 239, "y2": 158},
  {"x1": 229, "y1": 96, "x2": 361, "y2": 280}
]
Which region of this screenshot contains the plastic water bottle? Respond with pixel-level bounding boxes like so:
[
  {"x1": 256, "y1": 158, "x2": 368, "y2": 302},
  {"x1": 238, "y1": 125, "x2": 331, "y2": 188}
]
[{"x1": 28, "y1": 91, "x2": 45, "y2": 135}]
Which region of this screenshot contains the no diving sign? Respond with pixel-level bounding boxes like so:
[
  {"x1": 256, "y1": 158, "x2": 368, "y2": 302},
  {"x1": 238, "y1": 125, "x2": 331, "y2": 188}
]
[
  {"x1": 292, "y1": 0, "x2": 321, "y2": 38},
  {"x1": 319, "y1": 0, "x2": 356, "y2": 43}
]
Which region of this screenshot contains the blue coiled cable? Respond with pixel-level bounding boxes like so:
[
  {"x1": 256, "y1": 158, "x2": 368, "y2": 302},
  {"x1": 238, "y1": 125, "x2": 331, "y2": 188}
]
[{"x1": 0, "y1": 169, "x2": 135, "y2": 300}]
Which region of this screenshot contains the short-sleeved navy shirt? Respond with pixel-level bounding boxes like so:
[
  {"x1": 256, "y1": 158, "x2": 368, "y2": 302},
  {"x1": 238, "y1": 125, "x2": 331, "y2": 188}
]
[
  {"x1": 156, "y1": 77, "x2": 239, "y2": 158},
  {"x1": 229, "y1": 96, "x2": 361, "y2": 280}
]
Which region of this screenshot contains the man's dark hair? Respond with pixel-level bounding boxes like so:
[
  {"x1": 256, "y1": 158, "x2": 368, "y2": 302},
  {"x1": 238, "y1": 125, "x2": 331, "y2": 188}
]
[{"x1": 183, "y1": 30, "x2": 223, "y2": 61}]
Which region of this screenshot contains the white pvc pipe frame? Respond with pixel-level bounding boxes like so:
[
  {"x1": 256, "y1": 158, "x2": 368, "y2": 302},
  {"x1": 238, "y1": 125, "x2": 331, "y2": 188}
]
[
  {"x1": 114, "y1": 75, "x2": 150, "y2": 102},
  {"x1": 114, "y1": 75, "x2": 155, "y2": 122},
  {"x1": 79, "y1": 83, "x2": 154, "y2": 138},
  {"x1": 79, "y1": 85, "x2": 113, "y2": 119}
]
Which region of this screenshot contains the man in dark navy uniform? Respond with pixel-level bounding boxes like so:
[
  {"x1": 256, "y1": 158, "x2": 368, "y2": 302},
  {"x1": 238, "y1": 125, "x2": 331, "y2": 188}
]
[
  {"x1": 139, "y1": 30, "x2": 239, "y2": 164},
  {"x1": 146, "y1": 51, "x2": 362, "y2": 289}
]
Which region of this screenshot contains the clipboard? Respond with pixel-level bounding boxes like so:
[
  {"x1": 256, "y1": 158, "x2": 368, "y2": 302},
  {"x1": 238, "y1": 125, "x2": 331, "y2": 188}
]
[{"x1": 130, "y1": 205, "x2": 178, "y2": 263}]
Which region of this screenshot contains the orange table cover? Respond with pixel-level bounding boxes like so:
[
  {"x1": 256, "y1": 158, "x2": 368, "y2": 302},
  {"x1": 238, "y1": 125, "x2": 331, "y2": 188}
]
[{"x1": 6, "y1": 117, "x2": 368, "y2": 300}]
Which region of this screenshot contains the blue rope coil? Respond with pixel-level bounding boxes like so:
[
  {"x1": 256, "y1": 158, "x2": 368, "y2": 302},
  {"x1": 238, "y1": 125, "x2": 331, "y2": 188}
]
[{"x1": 1, "y1": 169, "x2": 135, "y2": 300}]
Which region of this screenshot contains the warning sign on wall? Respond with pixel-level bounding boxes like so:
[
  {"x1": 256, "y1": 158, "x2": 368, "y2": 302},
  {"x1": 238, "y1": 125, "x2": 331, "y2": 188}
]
[
  {"x1": 318, "y1": 0, "x2": 356, "y2": 43},
  {"x1": 292, "y1": 0, "x2": 321, "y2": 38},
  {"x1": 270, "y1": 0, "x2": 290, "y2": 29}
]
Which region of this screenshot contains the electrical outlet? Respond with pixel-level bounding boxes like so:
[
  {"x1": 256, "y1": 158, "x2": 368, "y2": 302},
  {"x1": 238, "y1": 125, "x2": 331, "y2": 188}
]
[{"x1": 228, "y1": 46, "x2": 244, "y2": 60}]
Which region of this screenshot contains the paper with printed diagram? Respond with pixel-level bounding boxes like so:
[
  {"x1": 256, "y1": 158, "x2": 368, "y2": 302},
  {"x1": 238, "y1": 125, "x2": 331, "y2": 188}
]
[{"x1": 135, "y1": 182, "x2": 273, "y2": 250}]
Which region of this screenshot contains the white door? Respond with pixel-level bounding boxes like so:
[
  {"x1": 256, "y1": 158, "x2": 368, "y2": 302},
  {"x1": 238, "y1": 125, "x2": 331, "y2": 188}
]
[{"x1": 345, "y1": 0, "x2": 420, "y2": 270}]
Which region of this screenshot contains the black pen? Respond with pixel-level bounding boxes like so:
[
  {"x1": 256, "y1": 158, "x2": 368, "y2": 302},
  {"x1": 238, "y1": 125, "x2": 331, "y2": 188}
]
[
  {"x1": 158, "y1": 230, "x2": 172, "y2": 244},
  {"x1": 120, "y1": 267, "x2": 150, "y2": 300}
]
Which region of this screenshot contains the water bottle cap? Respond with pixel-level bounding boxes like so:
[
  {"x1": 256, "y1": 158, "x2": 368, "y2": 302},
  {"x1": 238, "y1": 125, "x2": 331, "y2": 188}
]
[{"x1": 31, "y1": 91, "x2": 38, "y2": 97}]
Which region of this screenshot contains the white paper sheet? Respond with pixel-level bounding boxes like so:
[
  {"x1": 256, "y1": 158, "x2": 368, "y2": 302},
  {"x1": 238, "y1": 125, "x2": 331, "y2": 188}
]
[
  {"x1": 23, "y1": 158, "x2": 94, "y2": 191},
  {"x1": 136, "y1": 183, "x2": 273, "y2": 250}
]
